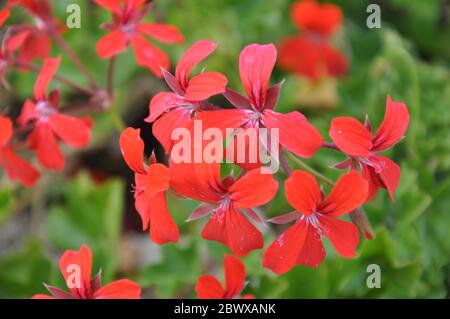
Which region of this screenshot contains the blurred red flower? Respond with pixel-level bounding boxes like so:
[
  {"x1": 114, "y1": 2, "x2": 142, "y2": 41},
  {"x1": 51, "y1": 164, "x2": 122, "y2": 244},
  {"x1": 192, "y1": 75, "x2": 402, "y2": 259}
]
[
  {"x1": 263, "y1": 170, "x2": 368, "y2": 274},
  {"x1": 33, "y1": 244, "x2": 141, "y2": 299},
  {"x1": 95, "y1": 0, "x2": 184, "y2": 77},
  {"x1": 196, "y1": 254, "x2": 254, "y2": 299}
]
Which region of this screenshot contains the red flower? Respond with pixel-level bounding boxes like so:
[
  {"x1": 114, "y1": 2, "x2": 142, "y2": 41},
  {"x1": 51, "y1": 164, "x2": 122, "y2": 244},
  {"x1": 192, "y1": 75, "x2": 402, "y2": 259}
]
[
  {"x1": 197, "y1": 43, "x2": 323, "y2": 164},
  {"x1": 263, "y1": 170, "x2": 368, "y2": 274},
  {"x1": 170, "y1": 161, "x2": 278, "y2": 256},
  {"x1": 196, "y1": 254, "x2": 254, "y2": 299},
  {"x1": 32, "y1": 244, "x2": 141, "y2": 299},
  {"x1": 120, "y1": 127, "x2": 179, "y2": 244},
  {"x1": 95, "y1": 0, "x2": 184, "y2": 77},
  {"x1": 18, "y1": 57, "x2": 92, "y2": 170},
  {"x1": 0, "y1": 115, "x2": 40, "y2": 187},
  {"x1": 278, "y1": 0, "x2": 348, "y2": 79},
  {"x1": 329, "y1": 96, "x2": 410, "y2": 201},
  {"x1": 0, "y1": 8, "x2": 10, "y2": 27},
  {"x1": 145, "y1": 39, "x2": 228, "y2": 153}
]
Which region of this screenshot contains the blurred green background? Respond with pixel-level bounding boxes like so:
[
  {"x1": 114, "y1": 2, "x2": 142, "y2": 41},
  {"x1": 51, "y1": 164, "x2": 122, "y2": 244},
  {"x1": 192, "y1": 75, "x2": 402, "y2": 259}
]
[{"x1": 0, "y1": 0, "x2": 449, "y2": 298}]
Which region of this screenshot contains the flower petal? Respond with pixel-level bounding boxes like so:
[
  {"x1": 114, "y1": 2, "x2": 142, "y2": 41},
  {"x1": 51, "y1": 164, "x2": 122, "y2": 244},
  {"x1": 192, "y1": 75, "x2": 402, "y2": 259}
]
[
  {"x1": 0, "y1": 9, "x2": 10, "y2": 27},
  {"x1": 131, "y1": 35, "x2": 169, "y2": 77},
  {"x1": 319, "y1": 171, "x2": 368, "y2": 216},
  {"x1": 196, "y1": 109, "x2": 251, "y2": 138},
  {"x1": 284, "y1": 170, "x2": 321, "y2": 215},
  {"x1": 28, "y1": 123, "x2": 64, "y2": 170},
  {"x1": 145, "y1": 163, "x2": 170, "y2": 198},
  {"x1": 291, "y1": 1, "x2": 342, "y2": 36},
  {"x1": 0, "y1": 115, "x2": 13, "y2": 146},
  {"x1": 136, "y1": 23, "x2": 184, "y2": 44},
  {"x1": 296, "y1": 223, "x2": 326, "y2": 267},
  {"x1": 323, "y1": 43, "x2": 349, "y2": 77},
  {"x1": 145, "y1": 92, "x2": 183, "y2": 123},
  {"x1": 48, "y1": 113, "x2": 91, "y2": 148},
  {"x1": 223, "y1": 254, "x2": 245, "y2": 299},
  {"x1": 195, "y1": 275, "x2": 224, "y2": 299},
  {"x1": 148, "y1": 192, "x2": 179, "y2": 244},
  {"x1": 229, "y1": 169, "x2": 278, "y2": 208},
  {"x1": 119, "y1": 127, "x2": 146, "y2": 174},
  {"x1": 175, "y1": 40, "x2": 217, "y2": 89},
  {"x1": 1, "y1": 147, "x2": 40, "y2": 187},
  {"x1": 371, "y1": 155, "x2": 401, "y2": 202},
  {"x1": 152, "y1": 108, "x2": 192, "y2": 153},
  {"x1": 372, "y1": 96, "x2": 410, "y2": 152},
  {"x1": 319, "y1": 215, "x2": 359, "y2": 258},
  {"x1": 59, "y1": 244, "x2": 92, "y2": 295},
  {"x1": 184, "y1": 72, "x2": 228, "y2": 101},
  {"x1": 329, "y1": 117, "x2": 373, "y2": 157},
  {"x1": 96, "y1": 30, "x2": 129, "y2": 59},
  {"x1": 262, "y1": 110, "x2": 323, "y2": 158},
  {"x1": 34, "y1": 57, "x2": 61, "y2": 101},
  {"x1": 93, "y1": 279, "x2": 141, "y2": 299}
]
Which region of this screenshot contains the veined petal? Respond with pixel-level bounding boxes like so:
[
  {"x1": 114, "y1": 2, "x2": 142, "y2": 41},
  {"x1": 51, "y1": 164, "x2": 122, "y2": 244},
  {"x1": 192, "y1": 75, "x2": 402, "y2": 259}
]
[
  {"x1": 229, "y1": 169, "x2": 278, "y2": 208},
  {"x1": 148, "y1": 192, "x2": 179, "y2": 244},
  {"x1": 93, "y1": 279, "x2": 141, "y2": 299},
  {"x1": 284, "y1": 170, "x2": 321, "y2": 215},
  {"x1": 196, "y1": 109, "x2": 251, "y2": 138},
  {"x1": 48, "y1": 113, "x2": 91, "y2": 148},
  {"x1": 319, "y1": 171, "x2": 368, "y2": 216},
  {"x1": 329, "y1": 117, "x2": 372, "y2": 157},
  {"x1": 96, "y1": 30, "x2": 129, "y2": 59},
  {"x1": 262, "y1": 110, "x2": 323, "y2": 158},
  {"x1": 372, "y1": 96, "x2": 410, "y2": 152},
  {"x1": 175, "y1": 40, "x2": 217, "y2": 89},
  {"x1": 119, "y1": 127, "x2": 146, "y2": 174},
  {"x1": 296, "y1": 223, "x2": 326, "y2": 267},
  {"x1": 184, "y1": 72, "x2": 228, "y2": 101},
  {"x1": 136, "y1": 23, "x2": 184, "y2": 44},
  {"x1": 34, "y1": 57, "x2": 61, "y2": 101},
  {"x1": 319, "y1": 215, "x2": 359, "y2": 258},
  {"x1": 195, "y1": 275, "x2": 224, "y2": 299},
  {"x1": 371, "y1": 155, "x2": 401, "y2": 202},
  {"x1": 223, "y1": 254, "x2": 245, "y2": 299},
  {"x1": 0, "y1": 115, "x2": 13, "y2": 146},
  {"x1": 59, "y1": 244, "x2": 92, "y2": 296},
  {"x1": 131, "y1": 35, "x2": 169, "y2": 78},
  {"x1": 145, "y1": 92, "x2": 183, "y2": 123},
  {"x1": 152, "y1": 108, "x2": 191, "y2": 154}
]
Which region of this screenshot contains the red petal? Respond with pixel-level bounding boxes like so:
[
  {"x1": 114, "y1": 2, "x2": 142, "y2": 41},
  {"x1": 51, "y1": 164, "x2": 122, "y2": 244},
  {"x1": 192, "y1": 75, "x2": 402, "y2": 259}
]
[
  {"x1": 18, "y1": 99, "x2": 37, "y2": 127},
  {"x1": 48, "y1": 113, "x2": 91, "y2": 148},
  {"x1": 28, "y1": 123, "x2": 64, "y2": 170},
  {"x1": 184, "y1": 72, "x2": 228, "y2": 101},
  {"x1": 284, "y1": 170, "x2": 321, "y2": 215},
  {"x1": 145, "y1": 163, "x2": 170, "y2": 198},
  {"x1": 319, "y1": 171, "x2": 368, "y2": 216},
  {"x1": 223, "y1": 254, "x2": 245, "y2": 299},
  {"x1": 1, "y1": 147, "x2": 40, "y2": 187},
  {"x1": 229, "y1": 169, "x2": 278, "y2": 208},
  {"x1": 152, "y1": 108, "x2": 192, "y2": 153},
  {"x1": 195, "y1": 275, "x2": 224, "y2": 299},
  {"x1": 96, "y1": 30, "x2": 128, "y2": 59},
  {"x1": 262, "y1": 110, "x2": 323, "y2": 158},
  {"x1": 93, "y1": 279, "x2": 141, "y2": 299},
  {"x1": 319, "y1": 215, "x2": 359, "y2": 258},
  {"x1": 145, "y1": 92, "x2": 183, "y2": 123},
  {"x1": 34, "y1": 57, "x2": 60, "y2": 101},
  {"x1": 148, "y1": 192, "x2": 179, "y2": 244},
  {"x1": 371, "y1": 155, "x2": 401, "y2": 202},
  {"x1": 94, "y1": 0, "x2": 121, "y2": 13},
  {"x1": 0, "y1": 115, "x2": 13, "y2": 146},
  {"x1": 175, "y1": 40, "x2": 217, "y2": 89},
  {"x1": 18, "y1": 30, "x2": 51, "y2": 63},
  {"x1": 0, "y1": 9, "x2": 10, "y2": 27},
  {"x1": 323, "y1": 43, "x2": 349, "y2": 77},
  {"x1": 361, "y1": 164, "x2": 382, "y2": 202},
  {"x1": 169, "y1": 162, "x2": 223, "y2": 203},
  {"x1": 291, "y1": 1, "x2": 342, "y2": 36},
  {"x1": 59, "y1": 244, "x2": 92, "y2": 295},
  {"x1": 263, "y1": 219, "x2": 308, "y2": 274},
  {"x1": 119, "y1": 127, "x2": 146, "y2": 174},
  {"x1": 296, "y1": 223, "x2": 326, "y2": 267},
  {"x1": 201, "y1": 206, "x2": 264, "y2": 257},
  {"x1": 196, "y1": 109, "x2": 251, "y2": 137},
  {"x1": 136, "y1": 23, "x2": 184, "y2": 44},
  {"x1": 372, "y1": 96, "x2": 410, "y2": 152},
  {"x1": 131, "y1": 35, "x2": 169, "y2": 77},
  {"x1": 32, "y1": 294, "x2": 55, "y2": 299},
  {"x1": 329, "y1": 117, "x2": 373, "y2": 157},
  {"x1": 239, "y1": 43, "x2": 277, "y2": 109}
]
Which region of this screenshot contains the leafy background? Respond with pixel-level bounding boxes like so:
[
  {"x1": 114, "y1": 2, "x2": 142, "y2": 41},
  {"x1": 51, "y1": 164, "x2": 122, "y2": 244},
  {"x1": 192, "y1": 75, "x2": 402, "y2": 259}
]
[{"x1": 0, "y1": 0, "x2": 449, "y2": 298}]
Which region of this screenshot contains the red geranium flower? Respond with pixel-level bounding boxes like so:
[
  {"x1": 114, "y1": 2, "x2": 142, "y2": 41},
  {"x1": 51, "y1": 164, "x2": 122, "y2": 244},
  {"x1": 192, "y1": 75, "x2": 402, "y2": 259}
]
[
  {"x1": 32, "y1": 244, "x2": 141, "y2": 299},
  {"x1": 263, "y1": 170, "x2": 368, "y2": 274},
  {"x1": 196, "y1": 254, "x2": 255, "y2": 299},
  {"x1": 170, "y1": 161, "x2": 278, "y2": 256},
  {"x1": 0, "y1": 115, "x2": 40, "y2": 187},
  {"x1": 0, "y1": 8, "x2": 10, "y2": 27},
  {"x1": 278, "y1": 0, "x2": 348, "y2": 79},
  {"x1": 197, "y1": 43, "x2": 323, "y2": 165},
  {"x1": 18, "y1": 57, "x2": 92, "y2": 170},
  {"x1": 120, "y1": 127, "x2": 179, "y2": 244},
  {"x1": 329, "y1": 96, "x2": 410, "y2": 201},
  {"x1": 145, "y1": 39, "x2": 228, "y2": 153},
  {"x1": 95, "y1": 0, "x2": 184, "y2": 77}
]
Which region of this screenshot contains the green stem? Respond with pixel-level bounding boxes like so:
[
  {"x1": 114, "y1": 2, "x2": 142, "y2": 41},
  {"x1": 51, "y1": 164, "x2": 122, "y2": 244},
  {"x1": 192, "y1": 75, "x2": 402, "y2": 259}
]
[{"x1": 286, "y1": 152, "x2": 335, "y2": 186}]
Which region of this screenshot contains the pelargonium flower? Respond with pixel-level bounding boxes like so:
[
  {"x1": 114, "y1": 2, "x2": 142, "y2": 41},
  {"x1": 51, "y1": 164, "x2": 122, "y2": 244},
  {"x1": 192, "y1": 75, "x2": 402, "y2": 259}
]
[
  {"x1": 18, "y1": 57, "x2": 92, "y2": 170},
  {"x1": 196, "y1": 254, "x2": 254, "y2": 299},
  {"x1": 0, "y1": 8, "x2": 10, "y2": 27},
  {"x1": 120, "y1": 127, "x2": 178, "y2": 244},
  {"x1": 263, "y1": 170, "x2": 368, "y2": 274},
  {"x1": 95, "y1": 0, "x2": 184, "y2": 77},
  {"x1": 278, "y1": 0, "x2": 348, "y2": 79},
  {"x1": 145, "y1": 39, "x2": 228, "y2": 153},
  {"x1": 329, "y1": 96, "x2": 410, "y2": 201},
  {"x1": 33, "y1": 244, "x2": 141, "y2": 299},
  {"x1": 0, "y1": 115, "x2": 40, "y2": 187},
  {"x1": 170, "y1": 161, "x2": 278, "y2": 256},
  {"x1": 197, "y1": 43, "x2": 323, "y2": 166}
]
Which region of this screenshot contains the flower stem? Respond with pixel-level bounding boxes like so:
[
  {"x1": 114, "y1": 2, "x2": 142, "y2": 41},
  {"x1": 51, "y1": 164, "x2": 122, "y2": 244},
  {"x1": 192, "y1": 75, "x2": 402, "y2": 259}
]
[
  {"x1": 286, "y1": 152, "x2": 335, "y2": 186},
  {"x1": 279, "y1": 151, "x2": 291, "y2": 176}
]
